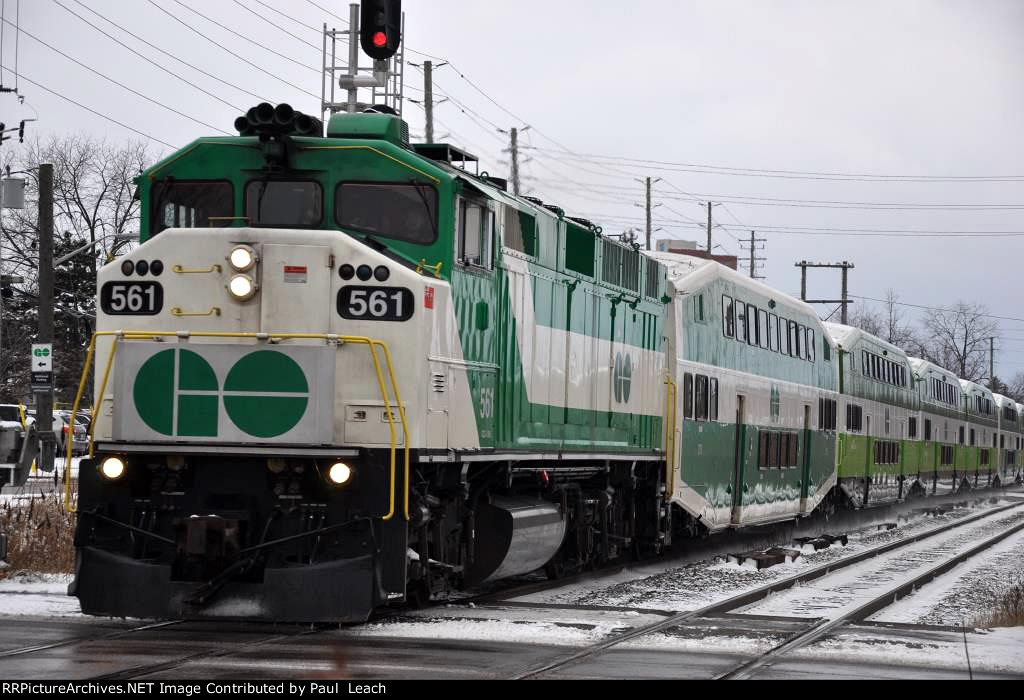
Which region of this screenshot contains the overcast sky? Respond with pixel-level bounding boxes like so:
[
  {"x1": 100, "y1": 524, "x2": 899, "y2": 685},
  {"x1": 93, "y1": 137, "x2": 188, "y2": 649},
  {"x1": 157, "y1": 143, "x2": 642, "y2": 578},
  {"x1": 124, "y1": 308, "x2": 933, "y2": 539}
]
[{"x1": 3, "y1": 0, "x2": 1024, "y2": 372}]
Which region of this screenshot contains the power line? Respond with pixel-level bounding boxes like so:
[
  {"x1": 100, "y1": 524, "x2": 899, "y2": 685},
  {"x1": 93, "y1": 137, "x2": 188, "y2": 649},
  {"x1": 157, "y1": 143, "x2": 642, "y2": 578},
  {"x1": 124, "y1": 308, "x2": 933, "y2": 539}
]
[
  {"x1": 246, "y1": 0, "x2": 321, "y2": 33},
  {"x1": 54, "y1": 0, "x2": 257, "y2": 109},
  {"x1": 850, "y1": 295, "x2": 1024, "y2": 324},
  {"x1": 303, "y1": 0, "x2": 348, "y2": 25},
  {"x1": 230, "y1": 0, "x2": 323, "y2": 50},
  {"x1": 524, "y1": 146, "x2": 1024, "y2": 183},
  {"x1": 146, "y1": 0, "x2": 320, "y2": 100},
  {"x1": 3, "y1": 17, "x2": 231, "y2": 134},
  {"x1": 527, "y1": 178, "x2": 1024, "y2": 210},
  {"x1": 0, "y1": 67, "x2": 175, "y2": 148}
]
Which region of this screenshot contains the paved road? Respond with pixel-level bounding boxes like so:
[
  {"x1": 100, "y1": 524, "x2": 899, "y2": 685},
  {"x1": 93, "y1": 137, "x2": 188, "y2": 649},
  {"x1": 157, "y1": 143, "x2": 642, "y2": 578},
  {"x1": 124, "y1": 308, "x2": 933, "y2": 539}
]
[{"x1": 0, "y1": 615, "x2": 1017, "y2": 680}]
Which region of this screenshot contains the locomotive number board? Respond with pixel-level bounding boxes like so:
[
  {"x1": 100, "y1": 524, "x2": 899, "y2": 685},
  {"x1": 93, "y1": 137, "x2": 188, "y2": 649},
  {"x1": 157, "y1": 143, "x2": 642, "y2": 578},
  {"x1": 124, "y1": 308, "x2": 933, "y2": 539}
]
[
  {"x1": 337, "y1": 286, "x2": 414, "y2": 322},
  {"x1": 100, "y1": 281, "x2": 164, "y2": 315}
]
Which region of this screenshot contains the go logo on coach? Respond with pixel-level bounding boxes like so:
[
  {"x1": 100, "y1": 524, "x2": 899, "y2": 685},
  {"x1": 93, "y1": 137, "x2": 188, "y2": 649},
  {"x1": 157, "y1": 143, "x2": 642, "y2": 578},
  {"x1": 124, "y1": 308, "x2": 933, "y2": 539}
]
[{"x1": 133, "y1": 349, "x2": 309, "y2": 438}]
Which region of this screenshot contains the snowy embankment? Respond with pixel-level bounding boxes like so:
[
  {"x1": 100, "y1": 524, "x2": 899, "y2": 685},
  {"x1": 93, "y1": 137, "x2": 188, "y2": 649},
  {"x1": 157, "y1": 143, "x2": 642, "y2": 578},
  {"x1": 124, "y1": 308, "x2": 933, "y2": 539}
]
[{"x1": 0, "y1": 573, "x2": 80, "y2": 618}]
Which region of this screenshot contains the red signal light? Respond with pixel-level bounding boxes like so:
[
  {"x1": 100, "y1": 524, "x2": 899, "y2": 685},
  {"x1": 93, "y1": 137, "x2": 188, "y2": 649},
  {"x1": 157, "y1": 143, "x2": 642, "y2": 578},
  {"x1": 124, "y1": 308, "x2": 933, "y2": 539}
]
[{"x1": 373, "y1": 31, "x2": 387, "y2": 47}]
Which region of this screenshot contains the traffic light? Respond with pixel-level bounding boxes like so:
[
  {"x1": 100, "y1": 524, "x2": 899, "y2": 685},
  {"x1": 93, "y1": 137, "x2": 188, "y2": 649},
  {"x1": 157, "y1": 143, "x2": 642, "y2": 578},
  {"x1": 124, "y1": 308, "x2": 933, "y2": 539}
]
[
  {"x1": 18, "y1": 121, "x2": 24, "y2": 143},
  {"x1": 360, "y1": 0, "x2": 402, "y2": 60}
]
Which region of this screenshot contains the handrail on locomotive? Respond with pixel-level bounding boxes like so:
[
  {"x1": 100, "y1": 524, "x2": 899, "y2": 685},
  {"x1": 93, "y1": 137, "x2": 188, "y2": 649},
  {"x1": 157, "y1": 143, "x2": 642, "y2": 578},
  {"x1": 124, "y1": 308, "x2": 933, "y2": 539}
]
[{"x1": 62, "y1": 330, "x2": 411, "y2": 522}]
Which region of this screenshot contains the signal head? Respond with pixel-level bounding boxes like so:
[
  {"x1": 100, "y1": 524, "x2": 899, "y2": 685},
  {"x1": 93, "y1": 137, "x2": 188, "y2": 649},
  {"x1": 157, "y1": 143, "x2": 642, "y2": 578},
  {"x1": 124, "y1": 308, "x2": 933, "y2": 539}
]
[{"x1": 359, "y1": 0, "x2": 402, "y2": 60}]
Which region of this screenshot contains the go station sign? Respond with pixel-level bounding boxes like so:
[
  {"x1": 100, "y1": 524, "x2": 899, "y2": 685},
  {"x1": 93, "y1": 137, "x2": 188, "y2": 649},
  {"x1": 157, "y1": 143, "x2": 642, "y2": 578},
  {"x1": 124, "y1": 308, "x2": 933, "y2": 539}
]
[{"x1": 30, "y1": 343, "x2": 53, "y2": 391}]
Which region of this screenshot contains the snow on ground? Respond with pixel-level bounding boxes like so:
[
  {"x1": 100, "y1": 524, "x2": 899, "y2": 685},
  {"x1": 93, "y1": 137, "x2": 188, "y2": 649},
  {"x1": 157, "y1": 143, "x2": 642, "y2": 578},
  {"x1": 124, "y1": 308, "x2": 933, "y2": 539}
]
[
  {"x1": 0, "y1": 572, "x2": 81, "y2": 618},
  {"x1": 871, "y1": 526, "x2": 1024, "y2": 626},
  {"x1": 741, "y1": 507, "x2": 1024, "y2": 619},
  {"x1": 797, "y1": 625, "x2": 1024, "y2": 676},
  {"x1": 623, "y1": 624, "x2": 1024, "y2": 676},
  {"x1": 347, "y1": 605, "x2": 662, "y2": 647},
  {"x1": 0, "y1": 457, "x2": 80, "y2": 503},
  {"x1": 513, "y1": 500, "x2": 1023, "y2": 614}
]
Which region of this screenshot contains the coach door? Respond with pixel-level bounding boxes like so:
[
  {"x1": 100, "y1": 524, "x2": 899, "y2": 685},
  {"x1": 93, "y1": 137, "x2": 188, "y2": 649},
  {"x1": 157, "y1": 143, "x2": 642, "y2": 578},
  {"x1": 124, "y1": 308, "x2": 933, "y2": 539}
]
[
  {"x1": 730, "y1": 394, "x2": 746, "y2": 526},
  {"x1": 799, "y1": 403, "x2": 812, "y2": 512}
]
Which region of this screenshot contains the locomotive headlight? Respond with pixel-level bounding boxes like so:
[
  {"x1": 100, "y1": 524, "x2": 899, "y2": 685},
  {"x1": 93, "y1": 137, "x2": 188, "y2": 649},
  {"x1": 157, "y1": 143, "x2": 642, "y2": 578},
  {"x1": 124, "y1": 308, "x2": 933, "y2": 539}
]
[
  {"x1": 228, "y1": 274, "x2": 257, "y2": 301},
  {"x1": 229, "y1": 245, "x2": 257, "y2": 272},
  {"x1": 327, "y1": 461, "x2": 352, "y2": 486},
  {"x1": 99, "y1": 456, "x2": 126, "y2": 480}
]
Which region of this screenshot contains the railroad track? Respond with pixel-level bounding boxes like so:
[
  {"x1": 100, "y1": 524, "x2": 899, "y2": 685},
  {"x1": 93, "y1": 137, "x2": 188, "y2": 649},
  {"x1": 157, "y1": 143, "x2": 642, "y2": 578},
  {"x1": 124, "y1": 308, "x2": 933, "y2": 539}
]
[
  {"x1": 508, "y1": 499, "x2": 1024, "y2": 679},
  {"x1": 716, "y1": 508, "x2": 1024, "y2": 679},
  {"x1": 0, "y1": 620, "x2": 183, "y2": 659}
]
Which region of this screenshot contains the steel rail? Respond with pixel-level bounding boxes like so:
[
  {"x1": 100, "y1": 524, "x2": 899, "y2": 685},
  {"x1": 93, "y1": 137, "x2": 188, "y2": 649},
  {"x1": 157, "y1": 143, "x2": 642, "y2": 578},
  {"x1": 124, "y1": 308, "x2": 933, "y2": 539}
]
[
  {"x1": 88, "y1": 628, "x2": 321, "y2": 680},
  {"x1": 509, "y1": 499, "x2": 1024, "y2": 679},
  {"x1": 0, "y1": 619, "x2": 183, "y2": 659},
  {"x1": 718, "y1": 510, "x2": 1024, "y2": 679}
]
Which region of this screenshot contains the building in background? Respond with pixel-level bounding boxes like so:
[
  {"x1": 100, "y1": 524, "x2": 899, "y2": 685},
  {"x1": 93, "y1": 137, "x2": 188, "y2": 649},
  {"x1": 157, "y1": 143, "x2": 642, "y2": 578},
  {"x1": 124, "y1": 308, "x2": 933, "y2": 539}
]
[{"x1": 655, "y1": 239, "x2": 738, "y2": 270}]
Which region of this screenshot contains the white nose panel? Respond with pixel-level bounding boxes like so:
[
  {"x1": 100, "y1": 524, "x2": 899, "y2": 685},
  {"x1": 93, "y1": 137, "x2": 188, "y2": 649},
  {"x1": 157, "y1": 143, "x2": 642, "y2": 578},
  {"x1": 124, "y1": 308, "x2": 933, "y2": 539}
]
[{"x1": 259, "y1": 244, "x2": 331, "y2": 333}]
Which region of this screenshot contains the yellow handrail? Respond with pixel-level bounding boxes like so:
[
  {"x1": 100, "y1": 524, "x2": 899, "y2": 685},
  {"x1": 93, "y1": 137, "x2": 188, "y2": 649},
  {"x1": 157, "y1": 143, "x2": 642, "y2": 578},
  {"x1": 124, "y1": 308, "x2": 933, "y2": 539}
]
[
  {"x1": 663, "y1": 376, "x2": 678, "y2": 501},
  {"x1": 63, "y1": 331, "x2": 409, "y2": 522}
]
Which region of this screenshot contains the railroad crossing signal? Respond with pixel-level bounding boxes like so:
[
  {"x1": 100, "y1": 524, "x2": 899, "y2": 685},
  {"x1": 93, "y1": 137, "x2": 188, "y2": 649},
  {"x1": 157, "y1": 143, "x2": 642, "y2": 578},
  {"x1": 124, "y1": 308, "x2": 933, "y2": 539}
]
[{"x1": 360, "y1": 0, "x2": 402, "y2": 60}]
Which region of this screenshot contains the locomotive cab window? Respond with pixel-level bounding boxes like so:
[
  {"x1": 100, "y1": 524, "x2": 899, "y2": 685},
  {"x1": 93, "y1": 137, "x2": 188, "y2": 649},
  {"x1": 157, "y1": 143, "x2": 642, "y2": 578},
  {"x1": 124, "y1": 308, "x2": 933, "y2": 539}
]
[
  {"x1": 246, "y1": 180, "x2": 322, "y2": 227},
  {"x1": 458, "y1": 198, "x2": 494, "y2": 270},
  {"x1": 336, "y1": 182, "x2": 438, "y2": 244},
  {"x1": 150, "y1": 180, "x2": 233, "y2": 235}
]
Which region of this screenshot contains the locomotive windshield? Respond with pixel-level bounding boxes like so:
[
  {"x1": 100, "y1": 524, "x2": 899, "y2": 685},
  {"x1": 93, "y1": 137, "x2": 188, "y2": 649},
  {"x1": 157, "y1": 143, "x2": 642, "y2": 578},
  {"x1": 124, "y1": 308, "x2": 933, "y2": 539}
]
[
  {"x1": 150, "y1": 180, "x2": 233, "y2": 235},
  {"x1": 335, "y1": 182, "x2": 437, "y2": 245},
  {"x1": 245, "y1": 180, "x2": 323, "y2": 227}
]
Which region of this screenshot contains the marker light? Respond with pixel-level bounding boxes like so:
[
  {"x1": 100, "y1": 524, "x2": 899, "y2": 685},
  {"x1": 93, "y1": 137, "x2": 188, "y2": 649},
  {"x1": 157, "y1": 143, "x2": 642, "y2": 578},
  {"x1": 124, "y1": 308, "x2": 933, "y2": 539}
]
[
  {"x1": 100, "y1": 456, "x2": 126, "y2": 480},
  {"x1": 328, "y1": 462, "x2": 352, "y2": 486},
  {"x1": 228, "y1": 274, "x2": 257, "y2": 301},
  {"x1": 373, "y1": 31, "x2": 387, "y2": 48},
  {"x1": 229, "y1": 245, "x2": 257, "y2": 272}
]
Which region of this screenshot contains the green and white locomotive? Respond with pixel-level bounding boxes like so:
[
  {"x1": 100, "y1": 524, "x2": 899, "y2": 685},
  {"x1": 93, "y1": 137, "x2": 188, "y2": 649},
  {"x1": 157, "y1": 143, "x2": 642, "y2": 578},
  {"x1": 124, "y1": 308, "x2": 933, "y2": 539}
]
[{"x1": 71, "y1": 104, "x2": 1018, "y2": 623}]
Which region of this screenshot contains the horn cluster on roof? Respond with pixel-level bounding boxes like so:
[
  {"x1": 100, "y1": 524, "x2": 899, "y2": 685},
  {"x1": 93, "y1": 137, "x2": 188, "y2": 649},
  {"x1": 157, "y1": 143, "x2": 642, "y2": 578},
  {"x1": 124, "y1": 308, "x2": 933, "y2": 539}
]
[{"x1": 234, "y1": 103, "x2": 323, "y2": 138}]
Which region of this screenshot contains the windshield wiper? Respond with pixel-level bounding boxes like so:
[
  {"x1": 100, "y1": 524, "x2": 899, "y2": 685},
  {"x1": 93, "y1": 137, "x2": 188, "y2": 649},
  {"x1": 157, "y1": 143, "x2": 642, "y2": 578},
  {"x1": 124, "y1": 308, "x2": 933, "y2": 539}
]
[{"x1": 256, "y1": 177, "x2": 271, "y2": 224}]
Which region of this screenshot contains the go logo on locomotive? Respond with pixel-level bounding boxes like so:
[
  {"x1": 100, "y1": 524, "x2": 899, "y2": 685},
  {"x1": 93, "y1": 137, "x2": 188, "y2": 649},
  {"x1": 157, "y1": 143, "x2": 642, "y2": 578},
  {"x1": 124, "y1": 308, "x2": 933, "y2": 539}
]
[{"x1": 133, "y1": 349, "x2": 310, "y2": 438}]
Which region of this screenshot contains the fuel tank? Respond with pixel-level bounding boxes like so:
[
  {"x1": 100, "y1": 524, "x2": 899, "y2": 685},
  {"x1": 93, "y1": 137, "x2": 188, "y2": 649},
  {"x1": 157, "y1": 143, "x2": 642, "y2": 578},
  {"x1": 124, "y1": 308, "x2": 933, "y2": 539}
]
[{"x1": 465, "y1": 495, "x2": 566, "y2": 586}]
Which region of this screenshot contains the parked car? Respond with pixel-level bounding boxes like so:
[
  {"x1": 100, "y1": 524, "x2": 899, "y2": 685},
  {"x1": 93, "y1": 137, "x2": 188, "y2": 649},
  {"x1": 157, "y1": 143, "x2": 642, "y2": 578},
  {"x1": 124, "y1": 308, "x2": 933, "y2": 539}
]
[{"x1": 56, "y1": 410, "x2": 90, "y2": 455}]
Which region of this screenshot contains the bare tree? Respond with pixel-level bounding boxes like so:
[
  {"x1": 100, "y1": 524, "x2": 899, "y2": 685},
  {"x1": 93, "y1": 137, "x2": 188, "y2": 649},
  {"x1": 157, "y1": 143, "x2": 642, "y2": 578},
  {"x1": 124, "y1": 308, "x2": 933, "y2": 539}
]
[
  {"x1": 1007, "y1": 372, "x2": 1024, "y2": 403},
  {"x1": 921, "y1": 301, "x2": 997, "y2": 382},
  {"x1": 0, "y1": 134, "x2": 151, "y2": 402}
]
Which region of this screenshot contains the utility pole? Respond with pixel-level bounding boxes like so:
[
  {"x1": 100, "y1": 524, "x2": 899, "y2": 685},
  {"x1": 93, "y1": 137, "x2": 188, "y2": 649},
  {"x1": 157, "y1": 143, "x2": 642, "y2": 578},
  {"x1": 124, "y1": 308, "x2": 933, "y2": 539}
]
[
  {"x1": 990, "y1": 337, "x2": 995, "y2": 390},
  {"x1": 423, "y1": 60, "x2": 434, "y2": 143},
  {"x1": 795, "y1": 260, "x2": 855, "y2": 324},
  {"x1": 510, "y1": 127, "x2": 520, "y2": 196},
  {"x1": 645, "y1": 177, "x2": 653, "y2": 251},
  {"x1": 740, "y1": 230, "x2": 766, "y2": 279},
  {"x1": 37, "y1": 163, "x2": 55, "y2": 473},
  {"x1": 706, "y1": 202, "x2": 713, "y2": 253},
  {"x1": 500, "y1": 124, "x2": 530, "y2": 196},
  {"x1": 634, "y1": 176, "x2": 662, "y2": 251}
]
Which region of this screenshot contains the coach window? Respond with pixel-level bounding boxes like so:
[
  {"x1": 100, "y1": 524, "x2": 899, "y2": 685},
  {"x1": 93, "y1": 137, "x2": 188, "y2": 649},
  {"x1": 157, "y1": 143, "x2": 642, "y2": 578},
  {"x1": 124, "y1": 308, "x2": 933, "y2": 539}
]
[
  {"x1": 924, "y1": 419, "x2": 932, "y2": 441},
  {"x1": 695, "y1": 375, "x2": 709, "y2": 421},
  {"x1": 909, "y1": 416, "x2": 918, "y2": 439},
  {"x1": 246, "y1": 180, "x2": 323, "y2": 227},
  {"x1": 723, "y1": 296, "x2": 735, "y2": 338},
  {"x1": 758, "y1": 309, "x2": 769, "y2": 349},
  {"x1": 747, "y1": 303, "x2": 758, "y2": 346},
  {"x1": 807, "y1": 329, "x2": 815, "y2": 362},
  {"x1": 970, "y1": 428, "x2": 975, "y2": 446},
  {"x1": 959, "y1": 426, "x2": 965, "y2": 445},
  {"x1": 736, "y1": 302, "x2": 748, "y2": 343},
  {"x1": 709, "y1": 378, "x2": 719, "y2": 421},
  {"x1": 683, "y1": 373, "x2": 694, "y2": 419},
  {"x1": 769, "y1": 432, "x2": 781, "y2": 468},
  {"x1": 768, "y1": 314, "x2": 779, "y2": 352}
]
